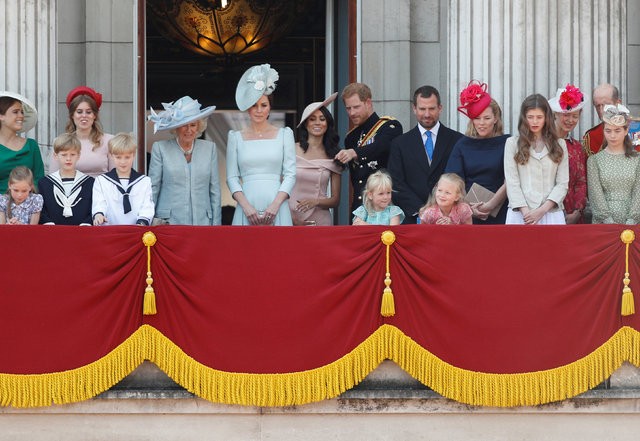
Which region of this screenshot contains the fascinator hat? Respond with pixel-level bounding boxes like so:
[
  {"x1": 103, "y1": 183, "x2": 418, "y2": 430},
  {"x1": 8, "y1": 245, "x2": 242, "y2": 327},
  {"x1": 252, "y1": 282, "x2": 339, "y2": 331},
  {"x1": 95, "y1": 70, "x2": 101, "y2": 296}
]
[
  {"x1": 66, "y1": 86, "x2": 103, "y2": 110},
  {"x1": 548, "y1": 84, "x2": 586, "y2": 113},
  {"x1": 148, "y1": 96, "x2": 216, "y2": 133},
  {"x1": 457, "y1": 80, "x2": 492, "y2": 119},
  {"x1": 297, "y1": 92, "x2": 338, "y2": 128},
  {"x1": 235, "y1": 64, "x2": 279, "y2": 111},
  {"x1": 0, "y1": 91, "x2": 38, "y2": 133},
  {"x1": 602, "y1": 104, "x2": 631, "y2": 127}
]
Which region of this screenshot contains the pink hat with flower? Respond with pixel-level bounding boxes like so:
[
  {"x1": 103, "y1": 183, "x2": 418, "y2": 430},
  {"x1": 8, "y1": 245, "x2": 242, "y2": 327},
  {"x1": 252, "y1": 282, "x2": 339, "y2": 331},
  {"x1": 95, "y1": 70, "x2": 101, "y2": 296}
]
[
  {"x1": 548, "y1": 84, "x2": 586, "y2": 113},
  {"x1": 457, "y1": 80, "x2": 492, "y2": 119}
]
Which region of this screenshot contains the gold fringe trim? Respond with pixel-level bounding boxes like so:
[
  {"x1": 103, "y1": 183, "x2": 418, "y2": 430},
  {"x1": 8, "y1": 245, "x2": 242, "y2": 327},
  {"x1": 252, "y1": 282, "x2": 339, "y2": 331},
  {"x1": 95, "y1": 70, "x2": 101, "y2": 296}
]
[
  {"x1": 2, "y1": 325, "x2": 640, "y2": 408},
  {"x1": 0, "y1": 328, "x2": 147, "y2": 408},
  {"x1": 390, "y1": 326, "x2": 635, "y2": 407}
]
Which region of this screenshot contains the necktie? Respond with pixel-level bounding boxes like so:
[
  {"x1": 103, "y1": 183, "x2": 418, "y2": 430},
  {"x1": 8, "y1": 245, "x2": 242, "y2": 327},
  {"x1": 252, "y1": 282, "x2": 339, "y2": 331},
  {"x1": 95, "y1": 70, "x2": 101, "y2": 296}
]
[{"x1": 425, "y1": 130, "x2": 433, "y2": 162}]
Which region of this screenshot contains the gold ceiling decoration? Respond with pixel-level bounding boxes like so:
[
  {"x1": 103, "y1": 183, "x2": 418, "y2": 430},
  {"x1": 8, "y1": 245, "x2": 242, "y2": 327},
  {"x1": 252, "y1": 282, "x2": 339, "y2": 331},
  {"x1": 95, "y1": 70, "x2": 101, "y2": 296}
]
[{"x1": 147, "y1": 0, "x2": 302, "y2": 59}]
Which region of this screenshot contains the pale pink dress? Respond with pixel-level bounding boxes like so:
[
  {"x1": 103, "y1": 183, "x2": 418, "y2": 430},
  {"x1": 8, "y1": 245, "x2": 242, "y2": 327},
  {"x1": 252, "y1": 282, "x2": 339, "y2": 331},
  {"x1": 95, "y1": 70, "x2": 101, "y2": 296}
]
[{"x1": 289, "y1": 156, "x2": 342, "y2": 226}]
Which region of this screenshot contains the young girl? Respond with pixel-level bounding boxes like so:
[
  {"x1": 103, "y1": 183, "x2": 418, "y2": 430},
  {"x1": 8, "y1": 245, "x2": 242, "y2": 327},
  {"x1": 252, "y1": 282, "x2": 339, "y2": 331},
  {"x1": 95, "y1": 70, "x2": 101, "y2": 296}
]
[
  {"x1": 419, "y1": 173, "x2": 472, "y2": 224},
  {"x1": 352, "y1": 170, "x2": 404, "y2": 225},
  {"x1": 0, "y1": 166, "x2": 43, "y2": 225},
  {"x1": 587, "y1": 104, "x2": 640, "y2": 224},
  {"x1": 504, "y1": 94, "x2": 569, "y2": 225}
]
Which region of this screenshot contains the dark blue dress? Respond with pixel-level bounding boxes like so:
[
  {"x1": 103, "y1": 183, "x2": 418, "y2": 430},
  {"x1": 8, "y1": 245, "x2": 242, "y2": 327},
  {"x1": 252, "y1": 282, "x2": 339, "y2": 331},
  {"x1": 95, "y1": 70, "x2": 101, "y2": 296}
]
[{"x1": 445, "y1": 134, "x2": 510, "y2": 224}]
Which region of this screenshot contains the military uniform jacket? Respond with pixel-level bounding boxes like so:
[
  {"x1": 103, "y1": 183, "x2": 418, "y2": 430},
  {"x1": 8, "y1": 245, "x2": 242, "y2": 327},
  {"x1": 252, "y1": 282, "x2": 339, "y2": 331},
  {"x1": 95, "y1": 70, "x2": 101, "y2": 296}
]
[{"x1": 344, "y1": 112, "x2": 402, "y2": 211}]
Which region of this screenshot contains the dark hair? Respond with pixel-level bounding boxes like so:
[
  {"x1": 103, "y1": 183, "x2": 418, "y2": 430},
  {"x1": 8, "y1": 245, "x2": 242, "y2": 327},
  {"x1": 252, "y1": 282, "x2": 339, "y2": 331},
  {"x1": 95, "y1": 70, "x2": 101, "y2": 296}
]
[
  {"x1": 413, "y1": 86, "x2": 441, "y2": 106},
  {"x1": 66, "y1": 94, "x2": 105, "y2": 151},
  {"x1": 515, "y1": 94, "x2": 563, "y2": 165},
  {"x1": 297, "y1": 106, "x2": 341, "y2": 158},
  {"x1": 0, "y1": 97, "x2": 21, "y2": 129}
]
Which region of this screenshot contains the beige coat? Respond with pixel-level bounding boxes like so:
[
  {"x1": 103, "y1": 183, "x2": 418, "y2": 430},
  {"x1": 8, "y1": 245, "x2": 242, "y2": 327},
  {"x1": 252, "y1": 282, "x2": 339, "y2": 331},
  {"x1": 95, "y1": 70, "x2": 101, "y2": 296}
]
[{"x1": 504, "y1": 136, "x2": 569, "y2": 211}]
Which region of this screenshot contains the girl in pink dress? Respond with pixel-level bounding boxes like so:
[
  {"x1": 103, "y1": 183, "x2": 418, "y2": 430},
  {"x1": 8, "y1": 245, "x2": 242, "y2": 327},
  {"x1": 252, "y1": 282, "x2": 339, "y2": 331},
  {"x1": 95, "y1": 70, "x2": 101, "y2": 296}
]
[{"x1": 419, "y1": 173, "x2": 472, "y2": 225}]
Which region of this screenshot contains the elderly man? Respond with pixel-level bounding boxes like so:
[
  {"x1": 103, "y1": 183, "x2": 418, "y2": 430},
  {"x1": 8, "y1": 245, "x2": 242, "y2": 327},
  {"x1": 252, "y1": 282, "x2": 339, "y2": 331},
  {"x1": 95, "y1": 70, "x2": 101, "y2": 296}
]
[
  {"x1": 335, "y1": 83, "x2": 402, "y2": 213},
  {"x1": 387, "y1": 85, "x2": 463, "y2": 223},
  {"x1": 583, "y1": 83, "x2": 621, "y2": 156}
]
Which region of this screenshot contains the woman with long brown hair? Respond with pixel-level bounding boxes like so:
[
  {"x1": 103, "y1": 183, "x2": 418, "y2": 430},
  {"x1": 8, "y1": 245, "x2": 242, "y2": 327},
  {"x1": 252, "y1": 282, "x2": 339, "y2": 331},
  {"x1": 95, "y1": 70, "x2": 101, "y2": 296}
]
[{"x1": 504, "y1": 94, "x2": 569, "y2": 225}]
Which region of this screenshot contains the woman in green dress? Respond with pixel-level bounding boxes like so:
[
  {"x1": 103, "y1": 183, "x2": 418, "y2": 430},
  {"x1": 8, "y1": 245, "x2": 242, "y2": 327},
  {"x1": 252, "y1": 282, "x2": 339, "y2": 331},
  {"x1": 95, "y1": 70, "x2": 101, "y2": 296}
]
[
  {"x1": 0, "y1": 92, "x2": 43, "y2": 193},
  {"x1": 587, "y1": 104, "x2": 640, "y2": 224}
]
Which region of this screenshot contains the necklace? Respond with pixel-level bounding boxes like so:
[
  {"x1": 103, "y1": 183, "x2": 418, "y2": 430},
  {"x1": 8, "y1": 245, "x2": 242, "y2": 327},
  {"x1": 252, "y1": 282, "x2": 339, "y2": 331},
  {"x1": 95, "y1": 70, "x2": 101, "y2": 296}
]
[{"x1": 179, "y1": 140, "x2": 194, "y2": 157}]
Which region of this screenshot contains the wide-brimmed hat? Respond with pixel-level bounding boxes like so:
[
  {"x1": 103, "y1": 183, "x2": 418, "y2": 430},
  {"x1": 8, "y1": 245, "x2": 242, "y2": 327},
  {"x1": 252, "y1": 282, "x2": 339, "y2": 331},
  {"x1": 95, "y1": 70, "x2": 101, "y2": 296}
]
[
  {"x1": 457, "y1": 80, "x2": 492, "y2": 119},
  {"x1": 548, "y1": 84, "x2": 586, "y2": 113},
  {"x1": 148, "y1": 96, "x2": 216, "y2": 133},
  {"x1": 66, "y1": 86, "x2": 103, "y2": 109},
  {"x1": 297, "y1": 92, "x2": 338, "y2": 128},
  {"x1": 602, "y1": 104, "x2": 631, "y2": 127},
  {"x1": 235, "y1": 64, "x2": 279, "y2": 111},
  {"x1": 0, "y1": 91, "x2": 38, "y2": 133}
]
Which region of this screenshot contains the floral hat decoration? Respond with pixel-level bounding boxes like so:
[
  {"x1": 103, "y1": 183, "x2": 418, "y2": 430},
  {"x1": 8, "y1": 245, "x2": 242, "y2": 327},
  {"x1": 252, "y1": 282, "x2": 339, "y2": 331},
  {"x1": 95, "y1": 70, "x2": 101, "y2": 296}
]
[
  {"x1": 457, "y1": 80, "x2": 492, "y2": 119},
  {"x1": 602, "y1": 104, "x2": 631, "y2": 127},
  {"x1": 0, "y1": 91, "x2": 38, "y2": 133},
  {"x1": 548, "y1": 84, "x2": 586, "y2": 113},
  {"x1": 235, "y1": 64, "x2": 279, "y2": 111},
  {"x1": 147, "y1": 96, "x2": 216, "y2": 133},
  {"x1": 66, "y1": 86, "x2": 103, "y2": 110}
]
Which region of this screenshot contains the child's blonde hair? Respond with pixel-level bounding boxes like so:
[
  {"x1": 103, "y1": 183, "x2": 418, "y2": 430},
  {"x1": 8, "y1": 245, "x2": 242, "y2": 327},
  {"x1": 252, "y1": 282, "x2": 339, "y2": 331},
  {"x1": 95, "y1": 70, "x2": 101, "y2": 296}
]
[
  {"x1": 53, "y1": 132, "x2": 81, "y2": 154},
  {"x1": 421, "y1": 173, "x2": 466, "y2": 212},
  {"x1": 108, "y1": 132, "x2": 137, "y2": 155},
  {"x1": 362, "y1": 170, "x2": 393, "y2": 212},
  {"x1": 5, "y1": 166, "x2": 35, "y2": 219}
]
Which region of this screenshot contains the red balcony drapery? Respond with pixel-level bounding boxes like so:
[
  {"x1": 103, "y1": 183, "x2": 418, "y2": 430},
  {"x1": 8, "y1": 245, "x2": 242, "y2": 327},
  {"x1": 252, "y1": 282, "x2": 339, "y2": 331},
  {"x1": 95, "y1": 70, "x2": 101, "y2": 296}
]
[{"x1": 1, "y1": 225, "x2": 639, "y2": 407}]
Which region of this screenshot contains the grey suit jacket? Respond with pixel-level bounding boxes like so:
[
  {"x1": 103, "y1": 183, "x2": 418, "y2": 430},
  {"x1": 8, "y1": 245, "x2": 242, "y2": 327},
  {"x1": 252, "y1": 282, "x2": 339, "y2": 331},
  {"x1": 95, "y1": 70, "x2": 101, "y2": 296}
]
[{"x1": 148, "y1": 138, "x2": 221, "y2": 225}]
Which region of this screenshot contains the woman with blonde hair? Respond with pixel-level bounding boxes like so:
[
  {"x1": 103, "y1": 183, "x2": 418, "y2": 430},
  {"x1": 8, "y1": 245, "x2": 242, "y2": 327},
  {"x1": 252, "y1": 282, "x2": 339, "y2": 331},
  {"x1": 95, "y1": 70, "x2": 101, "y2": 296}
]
[
  {"x1": 148, "y1": 95, "x2": 220, "y2": 225},
  {"x1": 445, "y1": 81, "x2": 510, "y2": 224}
]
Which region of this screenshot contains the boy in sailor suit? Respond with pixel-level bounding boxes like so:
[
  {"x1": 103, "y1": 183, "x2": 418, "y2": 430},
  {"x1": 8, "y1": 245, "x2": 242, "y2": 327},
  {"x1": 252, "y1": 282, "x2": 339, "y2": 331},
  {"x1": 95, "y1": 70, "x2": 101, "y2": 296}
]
[
  {"x1": 92, "y1": 133, "x2": 154, "y2": 226},
  {"x1": 39, "y1": 133, "x2": 94, "y2": 225}
]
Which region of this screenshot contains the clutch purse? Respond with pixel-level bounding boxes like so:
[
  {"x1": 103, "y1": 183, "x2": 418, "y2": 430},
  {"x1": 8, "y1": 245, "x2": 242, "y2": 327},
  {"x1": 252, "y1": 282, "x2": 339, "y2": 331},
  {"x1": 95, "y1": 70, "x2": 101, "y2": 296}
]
[{"x1": 464, "y1": 183, "x2": 503, "y2": 218}]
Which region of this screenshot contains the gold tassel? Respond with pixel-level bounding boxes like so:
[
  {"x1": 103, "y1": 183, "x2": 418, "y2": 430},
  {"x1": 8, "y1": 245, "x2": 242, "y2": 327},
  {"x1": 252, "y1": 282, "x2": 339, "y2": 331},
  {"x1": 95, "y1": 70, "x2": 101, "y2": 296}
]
[
  {"x1": 620, "y1": 230, "x2": 635, "y2": 316},
  {"x1": 380, "y1": 230, "x2": 396, "y2": 317},
  {"x1": 142, "y1": 231, "x2": 158, "y2": 315}
]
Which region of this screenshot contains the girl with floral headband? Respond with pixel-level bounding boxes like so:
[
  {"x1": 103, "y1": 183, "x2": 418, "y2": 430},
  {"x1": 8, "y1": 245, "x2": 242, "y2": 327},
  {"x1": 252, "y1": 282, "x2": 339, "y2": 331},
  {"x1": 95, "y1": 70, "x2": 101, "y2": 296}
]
[
  {"x1": 226, "y1": 64, "x2": 296, "y2": 226},
  {"x1": 504, "y1": 94, "x2": 569, "y2": 225},
  {"x1": 549, "y1": 84, "x2": 588, "y2": 224},
  {"x1": 587, "y1": 104, "x2": 640, "y2": 224},
  {"x1": 445, "y1": 80, "x2": 510, "y2": 224}
]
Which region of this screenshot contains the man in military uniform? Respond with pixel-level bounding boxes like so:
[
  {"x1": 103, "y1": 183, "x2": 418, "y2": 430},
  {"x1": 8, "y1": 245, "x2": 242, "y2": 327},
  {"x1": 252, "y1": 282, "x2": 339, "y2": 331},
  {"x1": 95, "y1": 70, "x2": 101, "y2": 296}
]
[
  {"x1": 583, "y1": 83, "x2": 621, "y2": 156},
  {"x1": 387, "y1": 85, "x2": 463, "y2": 223},
  {"x1": 335, "y1": 83, "x2": 402, "y2": 213}
]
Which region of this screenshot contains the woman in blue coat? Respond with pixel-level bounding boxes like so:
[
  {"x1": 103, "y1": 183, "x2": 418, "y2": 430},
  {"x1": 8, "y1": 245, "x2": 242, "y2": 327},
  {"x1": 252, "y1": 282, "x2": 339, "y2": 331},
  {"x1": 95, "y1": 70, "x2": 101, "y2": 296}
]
[{"x1": 148, "y1": 96, "x2": 221, "y2": 225}]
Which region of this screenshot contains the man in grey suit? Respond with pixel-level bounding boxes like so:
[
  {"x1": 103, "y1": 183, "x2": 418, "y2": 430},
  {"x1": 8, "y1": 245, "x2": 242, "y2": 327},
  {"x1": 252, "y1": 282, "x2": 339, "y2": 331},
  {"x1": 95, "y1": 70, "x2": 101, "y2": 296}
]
[{"x1": 388, "y1": 86, "x2": 463, "y2": 223}]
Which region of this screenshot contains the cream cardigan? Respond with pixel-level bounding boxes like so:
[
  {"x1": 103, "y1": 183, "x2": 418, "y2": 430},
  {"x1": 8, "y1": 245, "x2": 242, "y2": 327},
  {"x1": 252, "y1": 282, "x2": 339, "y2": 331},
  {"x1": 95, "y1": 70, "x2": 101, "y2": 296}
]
[{"x1": 504, "y1": 136, "x2": 569, "y2": 211}]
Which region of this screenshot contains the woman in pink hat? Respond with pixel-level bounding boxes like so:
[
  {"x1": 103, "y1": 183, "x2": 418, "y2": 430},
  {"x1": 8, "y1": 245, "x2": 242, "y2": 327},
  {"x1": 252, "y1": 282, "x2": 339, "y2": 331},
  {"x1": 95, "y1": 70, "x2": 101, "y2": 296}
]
[
  {"x1": 548, "y1": 85, "x2": 587, "y2": 224},
  {"x1": 50, "y1": 86, "x2": 113, "y2": 177},
  {"x1": 289, "y1": 93, "x2": 343, "y2": 225},
  {"x1": 445, "y1": 81, "x2": 509, "y2": 224}
]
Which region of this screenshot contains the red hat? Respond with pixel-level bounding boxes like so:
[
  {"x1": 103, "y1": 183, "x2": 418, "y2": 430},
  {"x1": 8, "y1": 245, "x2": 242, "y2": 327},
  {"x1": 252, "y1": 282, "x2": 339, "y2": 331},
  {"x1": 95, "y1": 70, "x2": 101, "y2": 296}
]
[
  {"x1": 457, "y1": 80, "x2": 492, "y2": 119},
  {"x1": 66, "y1": 86, "x2": 103, "y2": 110}
]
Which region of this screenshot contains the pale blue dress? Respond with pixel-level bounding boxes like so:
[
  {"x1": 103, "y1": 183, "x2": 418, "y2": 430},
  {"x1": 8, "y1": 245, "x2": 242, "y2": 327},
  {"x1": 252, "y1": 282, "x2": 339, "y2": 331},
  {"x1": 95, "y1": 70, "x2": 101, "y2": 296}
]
[
  {"x1": 226, "y1": 127, "x2": 296, "y2": 226},
  {"x1": 352, "y1": 205, "x2": 405, "y2": 225}
]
